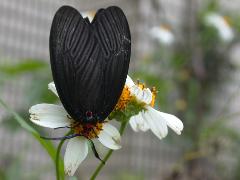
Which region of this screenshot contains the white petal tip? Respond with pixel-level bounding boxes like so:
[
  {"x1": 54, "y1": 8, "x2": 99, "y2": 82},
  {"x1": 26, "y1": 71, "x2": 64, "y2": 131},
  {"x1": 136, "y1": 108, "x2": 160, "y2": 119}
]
[
  {"x1": 111, "y1": 137, "x2": 122, "y2": 150},
  {"x1": 48, "y1": 82, "x2": 59, "y2": 97},
  {"x1": 125, "y1": 75, "x2": 135, "y2": 87},
  {"x1": 158, "y1": 132, "x2": 168, "y2": 139},
  {"x1": 65, "y1": 168, "x2": 75, "y2": 176},
  {"x1": 160, "y1": 112, "x2": 184, "y2": 135},
  {"x1": 29, "y1": 103, "x2": 70, "y2": 128},
  {"x1": 48, "y1": 82, "x2": 55, "y2": 91},
  {"x1": 64, "y1": 138, "x2": 88, "y2": 176}
]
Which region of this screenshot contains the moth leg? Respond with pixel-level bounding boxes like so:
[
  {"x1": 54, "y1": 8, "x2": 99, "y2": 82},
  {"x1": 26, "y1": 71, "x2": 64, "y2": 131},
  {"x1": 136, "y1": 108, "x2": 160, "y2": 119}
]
[
  {"x1": 71, "y1": 122, "x2": 81, "y2": 129},
  {"x1": 103, "y1": 120, "x2": 109, "y2": 123},
  {"x1": 88, "y1": 139, "x2": 105, "y2": 164},
  {"x1": 54, "y1": 126, "x2": 71, "y2": 130},
  {"x1": 67, "y1": 115, "x2": 73, "y2": 120},
  {"x1": 41, "y1": 134, "x2": 82, "y2": 140}
]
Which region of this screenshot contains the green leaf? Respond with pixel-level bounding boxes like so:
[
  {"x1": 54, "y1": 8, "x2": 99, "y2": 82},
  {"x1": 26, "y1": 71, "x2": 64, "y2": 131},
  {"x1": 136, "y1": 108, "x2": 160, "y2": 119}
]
[
  {"x1": 0, "y1": 98, "x2": 65, "y2": 179},
  {"x1": 0, "y1": 59, "x2": 47, "y2": 75}
]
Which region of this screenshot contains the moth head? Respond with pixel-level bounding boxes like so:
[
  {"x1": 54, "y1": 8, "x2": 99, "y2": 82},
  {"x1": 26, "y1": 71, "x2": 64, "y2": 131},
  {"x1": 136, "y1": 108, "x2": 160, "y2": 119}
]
[
  {"x1": 83, "y1": 111, "x2": 100, "y2": 123},
  {"x1": 86, "y1": 111, "x2": 93, "y2": 120}
]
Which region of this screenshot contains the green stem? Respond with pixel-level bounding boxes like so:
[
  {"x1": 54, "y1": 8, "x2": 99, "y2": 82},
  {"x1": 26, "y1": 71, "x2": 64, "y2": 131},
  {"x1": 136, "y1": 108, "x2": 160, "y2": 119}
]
[
  {"x1": 56, "y1": 139, "x2": 64, "y2": 180},
  {"x1": 119, "y1": 122, "x2": 128, "y2": 135},
  {"x1": 90, "y1": 122, "x2": 128, "y2": 180},
  {"x1": 56, "y1": 132, "x2": 71, "y2": 180}
]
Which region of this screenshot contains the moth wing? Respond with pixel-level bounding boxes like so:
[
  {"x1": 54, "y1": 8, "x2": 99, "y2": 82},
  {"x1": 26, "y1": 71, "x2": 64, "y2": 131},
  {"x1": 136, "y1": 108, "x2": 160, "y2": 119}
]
[
  {"x1": 49, "y1": 6, "x2": 105, "y2": 120},
  {"x1": 92, "y1": 6, "x2": 131, "y2": 119}
]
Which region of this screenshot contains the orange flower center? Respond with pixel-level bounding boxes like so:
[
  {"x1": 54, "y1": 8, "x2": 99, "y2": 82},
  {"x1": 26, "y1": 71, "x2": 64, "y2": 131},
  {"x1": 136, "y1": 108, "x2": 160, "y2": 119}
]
[
  {"x1": 115, "y1": 86, "x2": 132, "y2": 111},
  {"x1": 71, "y1": 122, "x2": 103, "y2": 139}
]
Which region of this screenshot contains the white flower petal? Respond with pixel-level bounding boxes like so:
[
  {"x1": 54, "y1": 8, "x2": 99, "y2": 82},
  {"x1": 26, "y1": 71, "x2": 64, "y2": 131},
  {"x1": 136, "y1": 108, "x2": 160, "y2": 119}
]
[
  {"x1": 125, "y1": 75, "x2": 135, "y2": 87},
  {"x1": 29, "y1": 103, "x2": 71, "y2": 128},
  {"x1": 98, "y1": 123, "x2": 121, "y2": 150},
  {"x1": 64, "y1": 137, "x2": 88, "y2": 176},
  {"x1": 219, "y1": 27, "x2": 234, "y2": 41},
  {"x1": 130, "y1": 85, "x2": 143, "y2": 101},
  {"x1": 129, "y1": 116, "x2": 139, "y2": 132},
  {"x1": 48, "y1": 82, "x2": 59, "y2": 97},
  {"x1": 129, "y1": 85, "x2": 152, "y2": 104},
  {"x1": 160, "y1": 112, "x2": 183, "y2": 135},
  {"x1": 150, "y1": 26, "x2": 174, "y2": 45},
  {"x1": 205, "y1": 13, "x2": 234, "y2": 41},
  {"x1": 129, "y1": 112, "x2": 149, "y2": 132},
  {"x1": 139, "y1": 111, "x2": 150, "y2": 131},
  {"x1": 125, "y1": 76, "x2": 153, "y2": 104},
  {"x1": 142, "y1": 106, "x2": 168, "y2": 139},
  {"x1": 129, "y1": 85, "x2": 139, "y2": 96},
  {"x1": 142, "y1": 88, "x2": 152, "y2": 104}
]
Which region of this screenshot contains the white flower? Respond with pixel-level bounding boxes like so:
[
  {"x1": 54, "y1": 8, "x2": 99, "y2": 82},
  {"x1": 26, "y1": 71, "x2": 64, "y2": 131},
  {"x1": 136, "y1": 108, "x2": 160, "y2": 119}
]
[
  {"x1": 29, "y1": 83, "x2": 121, "y2": 176},
  {"x1": 48, "y1": 82, "x2": 58, "y2": 97},
  {"x1": 81, "y1": 11, "x2": 95, "y2": 22},
  {"x1": 149, "y1": 25, "x2": 174, "y2": 45},
  {"x1": 205, "y1": 12, "x2": 234, "y2": 42},
  {"x1": 126, "y1": 76, "x2": 183, "y2": 139}
]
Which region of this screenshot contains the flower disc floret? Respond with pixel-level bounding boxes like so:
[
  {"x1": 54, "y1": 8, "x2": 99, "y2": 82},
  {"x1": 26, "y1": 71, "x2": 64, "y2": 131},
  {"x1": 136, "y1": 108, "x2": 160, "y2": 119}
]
[
  {"x1": 115, "y1": 86, "x2": 133, "y2": 111},
  {"x1": 72, "y1": 122, "x2": 103, "y2": 139}
]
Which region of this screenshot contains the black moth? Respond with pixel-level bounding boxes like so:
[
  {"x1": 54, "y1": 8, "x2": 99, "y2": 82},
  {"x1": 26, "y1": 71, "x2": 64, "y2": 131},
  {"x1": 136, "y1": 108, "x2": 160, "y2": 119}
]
[{"x1": 50, "y1": 5, "x2": 131, "y2": 124}]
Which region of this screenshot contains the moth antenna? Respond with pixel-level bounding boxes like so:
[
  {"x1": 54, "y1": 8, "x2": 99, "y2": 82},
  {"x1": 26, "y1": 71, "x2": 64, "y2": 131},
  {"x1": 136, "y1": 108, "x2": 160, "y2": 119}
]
[
  {"x1": 67, "y1": 115, "x2": 73, "y2": 120},
  {"x1": 41, "y1": 134, "x2": 82, "y2": 140},
  {"x1": 88, "y1": 139, "x2": 105, "y2": 164}
]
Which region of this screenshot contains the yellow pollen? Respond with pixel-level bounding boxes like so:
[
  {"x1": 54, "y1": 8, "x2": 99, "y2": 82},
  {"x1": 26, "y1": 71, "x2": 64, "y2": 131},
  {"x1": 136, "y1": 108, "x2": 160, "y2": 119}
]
[
  {"x1": 137, "y1": 81, "x2": 145, "y2": 90},
  {"x1": 72, "y1": 122, "x2": 103, "y2": 139},
  {"x1": 115, "y1": 86, "x2": 132, "y2": 111},
  {"x1": 150, "y1": 87, "x2": 157, "y2": 107}
]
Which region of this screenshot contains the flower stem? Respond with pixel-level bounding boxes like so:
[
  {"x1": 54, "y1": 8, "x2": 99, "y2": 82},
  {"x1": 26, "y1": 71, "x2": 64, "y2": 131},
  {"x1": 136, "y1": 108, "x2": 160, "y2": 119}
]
[
  {"x1": 56, "y1": 140, "x2": 64, "y2": 180},
  {"x1": 56, "y1": 132, "x2": 71, "y2": 180},
  {"x1": 90, "y1": 122, "x2": 128, "y2": 180}
]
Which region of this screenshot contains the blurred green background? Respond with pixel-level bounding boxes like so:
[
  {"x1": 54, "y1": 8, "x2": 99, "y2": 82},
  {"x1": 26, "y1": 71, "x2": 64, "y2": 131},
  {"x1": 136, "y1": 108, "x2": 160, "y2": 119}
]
[{"x1": 1, "y1": 0, "x2": 240, "y2": 179}]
